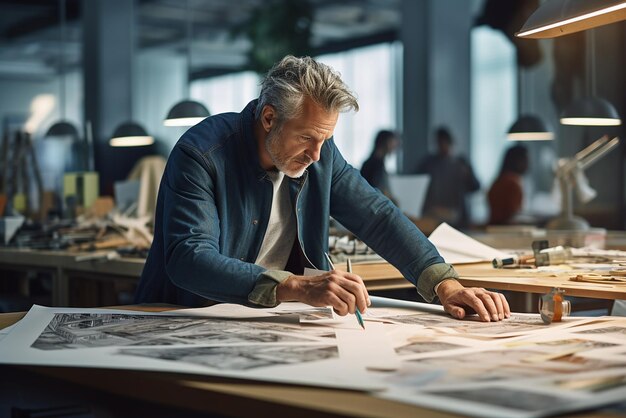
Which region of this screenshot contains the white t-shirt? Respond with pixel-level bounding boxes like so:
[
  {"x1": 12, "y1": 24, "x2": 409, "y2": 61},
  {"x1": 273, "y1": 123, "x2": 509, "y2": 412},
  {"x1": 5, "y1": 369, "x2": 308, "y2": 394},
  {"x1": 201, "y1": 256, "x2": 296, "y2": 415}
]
[{"x1": 254, "y1": 171, "x2": 296, "y2": 270}]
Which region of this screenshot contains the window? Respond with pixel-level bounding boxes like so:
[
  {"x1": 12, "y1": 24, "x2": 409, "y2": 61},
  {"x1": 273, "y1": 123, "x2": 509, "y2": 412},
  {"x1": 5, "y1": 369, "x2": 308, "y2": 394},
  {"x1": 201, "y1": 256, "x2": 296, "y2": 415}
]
[
  {"x1": 191, "y1": 71, "x2": 261, "y2": 115},
  {"x1": 317, "y1": 43, "x2": 401, "y2": 171},
  {"x1": 470, "y1": 26, "x2": 517, "y2": 223},
  {"x1": 191, "y1": 43, "x2": 401, "y2": 172}
]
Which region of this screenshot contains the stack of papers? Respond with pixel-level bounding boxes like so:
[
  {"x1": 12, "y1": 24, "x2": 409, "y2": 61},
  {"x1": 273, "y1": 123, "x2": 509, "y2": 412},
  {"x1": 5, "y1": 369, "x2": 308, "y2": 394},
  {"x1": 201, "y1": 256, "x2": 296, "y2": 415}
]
[{"x1": 1, "y1": 297, "x2": 625, "y2": 418}]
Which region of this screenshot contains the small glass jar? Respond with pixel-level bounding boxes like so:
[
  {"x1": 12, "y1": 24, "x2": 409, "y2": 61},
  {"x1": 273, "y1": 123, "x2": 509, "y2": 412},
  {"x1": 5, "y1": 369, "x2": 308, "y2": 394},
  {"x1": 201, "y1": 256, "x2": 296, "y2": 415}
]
[{"x1": 538, "y1": 288, "x2": 571, "y2": 324}]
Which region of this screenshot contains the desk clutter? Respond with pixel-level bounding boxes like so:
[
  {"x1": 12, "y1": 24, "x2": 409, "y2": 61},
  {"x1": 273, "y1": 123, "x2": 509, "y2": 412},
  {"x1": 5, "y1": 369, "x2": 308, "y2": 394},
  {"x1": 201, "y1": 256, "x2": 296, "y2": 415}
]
[
  {"x1": 1, "y1": 297, "x2": 625, "y2": 418},
  {"x1": 0, "y1": 198, "x2": 151, "y2": 258}
]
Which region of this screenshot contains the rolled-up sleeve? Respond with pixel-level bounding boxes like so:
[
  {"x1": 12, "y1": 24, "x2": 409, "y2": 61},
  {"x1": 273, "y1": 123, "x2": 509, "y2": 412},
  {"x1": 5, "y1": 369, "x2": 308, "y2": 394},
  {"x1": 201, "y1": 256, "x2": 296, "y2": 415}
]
[
  {"x1": 416, "y1": 263, "x2": 459, "y2": 302},
  {"x1": 247, "y1": 270, "x2": 292, "y2": 307}
]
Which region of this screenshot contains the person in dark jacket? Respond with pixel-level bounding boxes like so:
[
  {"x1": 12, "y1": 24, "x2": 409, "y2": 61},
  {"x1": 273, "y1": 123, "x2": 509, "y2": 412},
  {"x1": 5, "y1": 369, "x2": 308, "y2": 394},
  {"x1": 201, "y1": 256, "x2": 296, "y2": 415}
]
[
  {"x1": 417, "y1": 127, "x2": 480, "y2": 227},
  {"x1": 135, "y1": 56, "x2": 509, "y2": 323},
  {"x1": 360, "y1": 130, "x2": 400, "y2": 200}
]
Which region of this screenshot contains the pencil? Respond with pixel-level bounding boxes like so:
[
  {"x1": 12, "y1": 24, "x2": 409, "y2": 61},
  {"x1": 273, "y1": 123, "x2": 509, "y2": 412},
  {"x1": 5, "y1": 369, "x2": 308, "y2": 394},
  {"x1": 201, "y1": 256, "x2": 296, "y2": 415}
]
[
  {"x1": 324, "y1": 253, "x2": 365, "y2": 330},
  {"x1": 347, "y1": 258, "x2": 366, "y2": 330}
]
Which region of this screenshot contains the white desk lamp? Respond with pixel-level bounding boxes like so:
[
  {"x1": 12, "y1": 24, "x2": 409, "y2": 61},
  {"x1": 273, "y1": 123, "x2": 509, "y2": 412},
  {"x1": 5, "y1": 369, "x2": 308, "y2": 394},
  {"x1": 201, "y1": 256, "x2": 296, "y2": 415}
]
[{"x1": 547, "y1": 135, "x2": 620, "y2": 230}]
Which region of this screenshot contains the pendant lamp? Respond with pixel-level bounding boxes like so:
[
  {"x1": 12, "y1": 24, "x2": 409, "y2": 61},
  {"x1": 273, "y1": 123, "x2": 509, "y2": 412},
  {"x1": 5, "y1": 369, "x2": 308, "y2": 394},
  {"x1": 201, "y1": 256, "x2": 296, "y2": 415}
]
[
  {"x1": 109, "y1": 0, "x2": 153, "y2": 147},
  {"x1": 163, "y1": 0, "x2": 210, "y2": 127},
  {"x1": 516, "y1": 0, "x2": 626, "y2": 39},
  {"x1": 559, "y1": 30, "x2": 621, "y2": 127},
  {"x1": 507, "y1": 115, "x2": 554, "y2": 141},
  {"x1": 46, "y1": 0, "x2": 79, "y2": 140},
  {"x1": 507, "y1": 68, "x2": 554, "y2": 141},
  {"x1": 110, "y1": 122, "x2": 154, "y2": 147}
]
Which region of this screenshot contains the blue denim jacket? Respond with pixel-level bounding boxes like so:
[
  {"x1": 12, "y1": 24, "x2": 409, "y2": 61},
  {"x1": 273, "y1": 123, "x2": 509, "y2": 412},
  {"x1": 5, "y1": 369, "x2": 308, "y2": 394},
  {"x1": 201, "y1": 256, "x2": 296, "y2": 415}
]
[{"x1": 135, "y1": 100, "x2": 457, "y2": 307}]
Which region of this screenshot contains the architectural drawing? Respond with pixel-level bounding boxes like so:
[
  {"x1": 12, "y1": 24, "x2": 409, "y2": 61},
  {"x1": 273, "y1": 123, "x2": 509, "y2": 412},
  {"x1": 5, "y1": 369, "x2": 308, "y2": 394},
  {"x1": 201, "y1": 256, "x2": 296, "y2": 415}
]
[
  {"x1": 32, "y1": 313, "x2": 335, "y2": 350},
  {"x1": 119, "y1": 344, "x2": 338, "y2": 371},
  {"x1": 3, "y1": 301, "x2": 626, "y2": 418}
]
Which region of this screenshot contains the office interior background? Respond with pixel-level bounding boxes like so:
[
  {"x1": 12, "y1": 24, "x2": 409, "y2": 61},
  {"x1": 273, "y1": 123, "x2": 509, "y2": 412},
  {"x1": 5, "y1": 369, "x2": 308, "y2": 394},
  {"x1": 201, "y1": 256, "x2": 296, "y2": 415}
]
[{"x1": 0, "y1": 0, "x2": 624, "y2": 228}]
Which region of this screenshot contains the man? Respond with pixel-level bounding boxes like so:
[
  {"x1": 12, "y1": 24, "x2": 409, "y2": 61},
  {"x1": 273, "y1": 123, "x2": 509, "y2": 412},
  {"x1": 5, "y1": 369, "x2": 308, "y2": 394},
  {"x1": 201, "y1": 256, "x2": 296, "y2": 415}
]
[
  {"x1": 360, "y1": 130, "x2": 400, "y2": 201},
  {"x1": 417, "y1": 127, "x2": 480, "y2": 228},
  {"x1": 136, "y1": 56, "x2": 509, "y2": 322}
]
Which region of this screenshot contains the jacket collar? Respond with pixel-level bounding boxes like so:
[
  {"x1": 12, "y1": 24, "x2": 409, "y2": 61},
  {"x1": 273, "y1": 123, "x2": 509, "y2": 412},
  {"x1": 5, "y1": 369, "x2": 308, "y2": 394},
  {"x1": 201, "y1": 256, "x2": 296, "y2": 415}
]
[{"x1": 240, "y1": 100, "x2": 274, "y2": 181}]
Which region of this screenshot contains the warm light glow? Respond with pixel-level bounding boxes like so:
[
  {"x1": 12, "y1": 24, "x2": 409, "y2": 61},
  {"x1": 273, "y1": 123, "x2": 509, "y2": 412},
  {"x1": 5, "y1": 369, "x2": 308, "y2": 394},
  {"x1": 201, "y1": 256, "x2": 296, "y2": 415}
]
[
  {"x1": 560, "y1": 117, "x2": 622, "y2": 126},
  {"x1": 507, "y1": 132, "x2": 555, "y2": 141},
  {"x1": 517, "y1": 2, "x2": 626, "y2": 37},
  {"x1": 24, "y1": 94, "x2": 56, "y2": 134},
  {"x1": 163, "y1": 116, "x2": 206, "y2": 127},
  {"x1": 109, "y1": 135, "x2": 154, "y2": 147}
]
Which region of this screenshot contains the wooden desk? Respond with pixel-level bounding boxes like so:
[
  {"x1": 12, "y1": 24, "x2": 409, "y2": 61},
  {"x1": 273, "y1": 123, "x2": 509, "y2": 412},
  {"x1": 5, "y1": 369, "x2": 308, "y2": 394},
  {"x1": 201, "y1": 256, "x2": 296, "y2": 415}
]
[
  {"x1": 2, "y1": 247, "x2": 624, "y2": 308},
  {"x1": 352, "y1": 262, "x2": 626, "y2": 300},
  {"x1": 0, "y1": 248, "x2": 144, "y2": 306},
  {"x1": 1, "y1": 308, "x2": 623, "y2": 418}
]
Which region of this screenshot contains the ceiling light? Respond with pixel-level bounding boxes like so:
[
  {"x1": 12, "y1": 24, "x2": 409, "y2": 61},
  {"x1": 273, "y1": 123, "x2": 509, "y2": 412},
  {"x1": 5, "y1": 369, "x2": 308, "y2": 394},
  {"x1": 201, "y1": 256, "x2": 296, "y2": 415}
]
[
  {"x1": 516, "y1": 0, "x2": 626, "y2": 39},
  {"x1": 109, "y1": 122, "x2": 154, "y2": 147},
  {"x1": 164, "y1": 100, "x2": 209, "y2": 127},
  {"x1": 560, "y1": 97, "x2": 622, "y2": 126},
  {"x1": 507, "y1": 115, "x2": 555, "y2": 141},
  {"x1": 164, "y1": 0, "x2": 210, "y2": 127}
]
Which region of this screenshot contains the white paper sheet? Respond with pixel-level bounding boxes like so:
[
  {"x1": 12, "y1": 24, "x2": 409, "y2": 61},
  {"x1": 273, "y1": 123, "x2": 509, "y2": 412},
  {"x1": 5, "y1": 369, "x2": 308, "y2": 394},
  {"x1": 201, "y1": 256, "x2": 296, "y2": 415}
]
[{"x1": 428, "y1": 222, "x2": 511, "y2": 264}]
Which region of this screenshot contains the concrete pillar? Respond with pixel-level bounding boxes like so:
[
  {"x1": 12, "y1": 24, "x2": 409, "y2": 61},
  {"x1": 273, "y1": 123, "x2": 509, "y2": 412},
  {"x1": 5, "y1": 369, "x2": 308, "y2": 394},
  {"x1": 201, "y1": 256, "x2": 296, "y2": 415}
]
[
  {"x1": 400, "y1": 0, "x2": 475, "y2": 172},
  {"x1": 400, "y1": 0, "x2": 429, "y2": 173},
  {"x1": 83, "y1": 0, "x2": 152, "y2": 194}
]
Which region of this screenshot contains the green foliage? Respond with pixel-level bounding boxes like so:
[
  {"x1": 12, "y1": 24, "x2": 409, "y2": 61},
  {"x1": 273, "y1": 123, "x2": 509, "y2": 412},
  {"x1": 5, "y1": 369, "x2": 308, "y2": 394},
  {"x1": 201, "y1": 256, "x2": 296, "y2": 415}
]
[{"x1": 237, "y1": 0, "x2": 313, "y2": 74}]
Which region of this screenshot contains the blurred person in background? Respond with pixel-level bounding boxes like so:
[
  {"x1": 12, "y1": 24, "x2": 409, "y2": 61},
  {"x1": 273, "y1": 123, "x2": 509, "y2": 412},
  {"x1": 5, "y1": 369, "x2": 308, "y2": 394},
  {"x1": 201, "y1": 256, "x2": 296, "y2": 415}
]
[
  {"x1": 487, "y1": 144, "x2": 529, "y2": 225},
  {"x1": 360, "y1": 130, "x2": 400, "y2": 201},
  {"x1": 417, "y1": 127, "x2": 480, "y2": 228}
]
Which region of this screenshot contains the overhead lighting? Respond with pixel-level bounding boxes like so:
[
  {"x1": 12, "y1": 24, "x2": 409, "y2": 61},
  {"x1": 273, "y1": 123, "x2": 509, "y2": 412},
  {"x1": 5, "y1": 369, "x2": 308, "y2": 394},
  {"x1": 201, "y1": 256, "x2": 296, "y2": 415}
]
[
  {"x1": 109, "y1": 121, "x2": 154, "y2": 147},
  {"x1": 507, "y1": 114, "x2": 554, "y2": 141},
  {"x1": 517, "y1": 0, "x2": 626, "y2": 39},
  {"x1": 164, "y1": 100, "x2": 209, "y2": 127},
  {"x1": 46, "y1": 120, "x2": 79, "y2": 139},
  {"x1": 560, "y1": 97, "x2": 622, "y2": 127},
  {"x1": 163, "y1": 0, "x2": 210, "y2": 127},
  {"x1": 46, "y1": 0, "x2": 79, "y2": 141},
  {"x1": 110, "y1": 1, "x2": 154, "y2": 148}
]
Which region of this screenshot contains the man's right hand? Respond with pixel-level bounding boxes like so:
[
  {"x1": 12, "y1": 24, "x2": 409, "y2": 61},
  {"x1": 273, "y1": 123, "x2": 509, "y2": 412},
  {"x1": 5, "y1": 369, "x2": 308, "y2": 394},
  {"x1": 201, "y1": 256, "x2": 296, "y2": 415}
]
[{"x1": 276, "y1": 271, "x2": 371, "y2": 316}]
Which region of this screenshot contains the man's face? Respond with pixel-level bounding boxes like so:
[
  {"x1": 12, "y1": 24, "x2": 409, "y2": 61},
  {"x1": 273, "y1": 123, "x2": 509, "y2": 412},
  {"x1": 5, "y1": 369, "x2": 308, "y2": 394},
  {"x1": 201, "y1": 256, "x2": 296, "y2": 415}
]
[{"x1": 264, "y1": 98, "x2": 339, "y2": 178}]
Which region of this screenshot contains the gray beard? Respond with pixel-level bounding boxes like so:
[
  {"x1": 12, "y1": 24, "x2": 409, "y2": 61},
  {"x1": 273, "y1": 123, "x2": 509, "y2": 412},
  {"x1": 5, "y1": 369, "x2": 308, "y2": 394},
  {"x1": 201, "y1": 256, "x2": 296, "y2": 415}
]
[{"x1": 265, "y1": 128, "x2": 308, "y2": 178}]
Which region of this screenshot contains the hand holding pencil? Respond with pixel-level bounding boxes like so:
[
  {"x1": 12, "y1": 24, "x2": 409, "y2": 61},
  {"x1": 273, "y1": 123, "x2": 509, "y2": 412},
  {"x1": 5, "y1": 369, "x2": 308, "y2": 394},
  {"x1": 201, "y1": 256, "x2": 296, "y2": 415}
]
[{"x1": 275, "y1": 254, "x2": 370, "y2": 319}]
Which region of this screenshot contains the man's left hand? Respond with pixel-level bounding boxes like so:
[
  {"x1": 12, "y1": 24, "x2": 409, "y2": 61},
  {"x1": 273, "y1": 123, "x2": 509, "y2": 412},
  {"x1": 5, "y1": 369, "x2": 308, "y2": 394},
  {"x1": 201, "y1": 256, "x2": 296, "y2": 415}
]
[{"x1": 436, "y1": 279, "x2": 510, "y2": 322}]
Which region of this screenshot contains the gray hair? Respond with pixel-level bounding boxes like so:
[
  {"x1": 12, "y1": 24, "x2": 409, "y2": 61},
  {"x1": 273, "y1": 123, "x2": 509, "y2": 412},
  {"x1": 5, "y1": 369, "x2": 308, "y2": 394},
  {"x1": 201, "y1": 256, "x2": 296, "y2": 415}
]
[{"x1": 255, "y1": 55, "x2": 359, "y2": 122}]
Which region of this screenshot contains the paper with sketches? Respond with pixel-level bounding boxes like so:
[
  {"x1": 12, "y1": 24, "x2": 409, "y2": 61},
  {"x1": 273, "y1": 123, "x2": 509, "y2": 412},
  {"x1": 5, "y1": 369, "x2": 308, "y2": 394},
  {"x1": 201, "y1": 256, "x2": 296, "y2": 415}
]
[
  {"x1": 388, "y1": 174, "x2": 430, "y2": 218},
  {"x1": 2, "y1": 297, "x2": 626, "y2": 418},
  {"x1": 177, "y1": 301, "x2": 336, "y2": 324},
  {"x1": 0, "y1": 305, "x2": 382, "y2": 391},
  {"x1": 428, "y1": 222, "x2": 511, "y2": 264}
]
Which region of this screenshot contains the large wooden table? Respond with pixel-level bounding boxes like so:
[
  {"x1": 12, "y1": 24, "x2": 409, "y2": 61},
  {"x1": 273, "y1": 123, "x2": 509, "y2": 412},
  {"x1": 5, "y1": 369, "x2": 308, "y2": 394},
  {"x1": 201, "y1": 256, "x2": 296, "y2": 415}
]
[
  {"x1": 1, "y1": 247, "x2": 624, "y2": 307},
  {"x1": 352, "y1": 261, "x2": 626, "y2": 301}
]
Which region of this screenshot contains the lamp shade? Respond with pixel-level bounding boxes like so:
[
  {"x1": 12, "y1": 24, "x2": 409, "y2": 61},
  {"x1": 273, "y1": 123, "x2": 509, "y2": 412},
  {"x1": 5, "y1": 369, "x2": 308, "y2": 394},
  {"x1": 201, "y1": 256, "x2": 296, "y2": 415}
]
[
  {"x1": 45, "y1": 120, "x2": 79, "y2": 139},
  {"x1": 516, "y1": 0, "x2": 626, "y2": 39},
  {"x1": 507, "y1": 114, "x2": 554, "y2": 141},
  {"x1": 109, "y1": 121, "x2": 154, "y2": 147},
  {"x1": 163, "y1": 100, "x2": 210, "y2": 127},
  {"x1": 560, "y1": 97, "x2": 622, "y2": 126}
]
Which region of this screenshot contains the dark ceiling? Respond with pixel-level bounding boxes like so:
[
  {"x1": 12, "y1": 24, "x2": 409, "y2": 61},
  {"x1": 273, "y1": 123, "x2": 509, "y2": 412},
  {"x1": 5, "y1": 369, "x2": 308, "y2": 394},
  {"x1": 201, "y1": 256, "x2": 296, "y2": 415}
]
[{"x1": 0, "y1": 0, "x2": 401, "y2": 80}]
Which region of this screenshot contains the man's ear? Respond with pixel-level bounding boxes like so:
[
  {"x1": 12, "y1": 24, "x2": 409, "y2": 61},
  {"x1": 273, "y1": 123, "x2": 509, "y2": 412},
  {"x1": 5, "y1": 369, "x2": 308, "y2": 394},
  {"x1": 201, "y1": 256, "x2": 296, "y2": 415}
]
[{"x1": 260, "y1": 105, "x2": 276, "y2": 133}]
